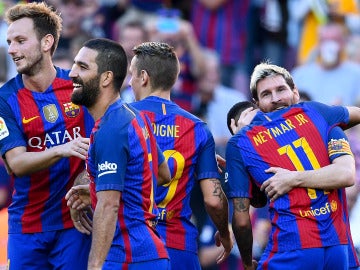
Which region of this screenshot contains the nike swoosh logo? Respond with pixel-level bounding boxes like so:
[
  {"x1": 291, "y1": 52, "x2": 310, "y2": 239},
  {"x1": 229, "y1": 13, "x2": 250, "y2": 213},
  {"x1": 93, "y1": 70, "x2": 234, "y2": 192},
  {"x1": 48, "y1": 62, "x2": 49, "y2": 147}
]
[{"x1": 22, "y1": 116, "x2": 39, "y2": 124}]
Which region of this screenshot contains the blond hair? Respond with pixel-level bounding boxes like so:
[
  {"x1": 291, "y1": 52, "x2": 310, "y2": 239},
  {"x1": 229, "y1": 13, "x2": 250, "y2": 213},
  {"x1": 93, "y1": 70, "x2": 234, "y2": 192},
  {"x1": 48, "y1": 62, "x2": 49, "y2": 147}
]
[
  {"x1": 5, "y1": 2, "x2": 62, "y2": 56},
  {"x1": 250, "y1": 62, "x2": 295, "y2": 101}
]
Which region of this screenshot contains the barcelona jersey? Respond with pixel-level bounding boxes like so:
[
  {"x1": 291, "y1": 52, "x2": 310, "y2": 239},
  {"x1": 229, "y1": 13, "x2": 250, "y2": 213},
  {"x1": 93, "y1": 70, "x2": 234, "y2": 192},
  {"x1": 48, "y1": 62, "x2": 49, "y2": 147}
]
[
  {"x1": 226, "y1": 101, "x2": 351, "y2": 252},
  {"x1": 87, "y1": 99, "x2": 168, "y2": 263},
  {"x1": 0, "y1": 67, "x2": 94, "y2": 234},
  {"x1": 132, "y1": 96, "x2": 220, "y2": 253}
]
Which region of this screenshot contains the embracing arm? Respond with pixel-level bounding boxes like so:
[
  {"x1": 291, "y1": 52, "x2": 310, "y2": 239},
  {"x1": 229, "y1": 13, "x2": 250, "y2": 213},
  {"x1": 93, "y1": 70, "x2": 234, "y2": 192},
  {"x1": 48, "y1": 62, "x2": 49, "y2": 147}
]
[
  {"x1": 5, "y1": 137, "x2": 89, "y2": 177},
  {"x1": 262, "y1": 154, "x2": 355, "y2": 201},
  {"x1": 232, "y1": 197, "x2": 257, "y2": 270},
  {"x1": 88, "y1": 190, "x2": 120, "y2": 270},
  {"x1": 200, "y1": 178, "x2": 233, "y2": 264},
  {"x1": 157, "y1": 160, "x2": 171, "y2": 186},
  {"x1": 346, "y1": 106, "x2": 360, "y2": 128}
]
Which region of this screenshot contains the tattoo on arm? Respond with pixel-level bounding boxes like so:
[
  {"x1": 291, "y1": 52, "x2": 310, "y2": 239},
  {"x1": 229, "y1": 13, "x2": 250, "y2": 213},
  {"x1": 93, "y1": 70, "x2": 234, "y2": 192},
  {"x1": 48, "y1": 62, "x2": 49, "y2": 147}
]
[
  {"x1": 210, "y1": 178, "x2": 225, "y2": 202},
  {"x1": 232, "y1": 197, "x2": 253, "y2": 267},
  {"x1": 233, "y1": 197, "x2": 249, "y2": 212},
  {"x1": 74, "y1": 170, "x2": 90, "y2": 185}
]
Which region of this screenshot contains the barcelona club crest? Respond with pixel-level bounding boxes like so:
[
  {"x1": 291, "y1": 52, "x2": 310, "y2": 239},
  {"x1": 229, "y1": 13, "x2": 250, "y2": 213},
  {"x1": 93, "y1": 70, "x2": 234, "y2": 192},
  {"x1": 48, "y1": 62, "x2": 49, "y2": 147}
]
[
  {"x1": 63, "y1": 102, "x2": 80, "y2": 118},
  {"x1": 43, "y1": 104, "x2": 59, "y2": 123}
]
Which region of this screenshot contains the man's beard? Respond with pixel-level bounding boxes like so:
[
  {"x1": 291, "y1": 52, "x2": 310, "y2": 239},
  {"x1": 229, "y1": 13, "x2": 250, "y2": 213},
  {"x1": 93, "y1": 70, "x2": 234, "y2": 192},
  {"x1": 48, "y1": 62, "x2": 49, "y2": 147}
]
[
  {"x1": 71, "y1": 76, "x2": 101, "y2": 108},
  {"x1": 17, "y1": 48, "x2": 43, "y2": 76}
]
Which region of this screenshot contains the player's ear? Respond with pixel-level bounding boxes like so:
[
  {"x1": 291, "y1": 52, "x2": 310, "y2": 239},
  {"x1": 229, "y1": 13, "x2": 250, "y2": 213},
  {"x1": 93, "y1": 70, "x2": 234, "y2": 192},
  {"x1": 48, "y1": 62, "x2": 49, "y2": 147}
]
[
  {"x1": 101, "y1": 71, "x2": 113, "y2": 87},
  {"x1": 140, "y1": 70, "x2": 149, "y2": 86},
  {"x1": 41, "y1": 34, "x2": 54, "y2": 53},
  {"x1": 292, "y1": 86, "x2": 300, "y2": 103}
]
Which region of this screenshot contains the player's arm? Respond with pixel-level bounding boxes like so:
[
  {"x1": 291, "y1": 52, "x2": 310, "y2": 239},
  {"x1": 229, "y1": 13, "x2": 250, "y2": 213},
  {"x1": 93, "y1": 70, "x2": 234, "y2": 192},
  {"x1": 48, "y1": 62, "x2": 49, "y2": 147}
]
[
  {"x1": 65, "y1": 170, "x2": 93, "y2": 234},
  {"x1": 262, "y1": 126, "x2": 355, "y2": 200},
  {"x1": 66, "y1": 170, "x2": 91, "y2": 210},
  {"x1": 157, "y1": 160, "x2": 171, "y2": 186},
  {"x1": 346, "y1": 106, "x2": 360, "y2": 128},
  {"x1": 156, "y1": 145, "x2": 170, "y2": 186},
  {"x1": 232, "y1": 197, "x2": 258, "y2": 270},
  {"x1": 200, "y1": 178, "x2": 233, "y2": 264},
  {"x1": 262, "y1": 155, "x2": 355, "y2": 201},
  {"x1": 4, "y1": 137, "x2": 89, "y2": 177},
  {"x1": 88, "y1": 190, "x2": 120, "y2": 270}
]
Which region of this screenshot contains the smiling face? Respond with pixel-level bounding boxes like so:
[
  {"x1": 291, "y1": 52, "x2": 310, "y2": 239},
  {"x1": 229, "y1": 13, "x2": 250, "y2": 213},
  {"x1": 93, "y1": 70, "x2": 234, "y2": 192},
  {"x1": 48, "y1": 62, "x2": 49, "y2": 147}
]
[
  {"x1": 6, "y1": 17, "x2": 43, "y2": 75},
  {"x1": 256, "y1": 74, "x2": 300, "y2": 113},
  {"x1": 69, "y1": 46, "x2": 101, "y2": 108}
]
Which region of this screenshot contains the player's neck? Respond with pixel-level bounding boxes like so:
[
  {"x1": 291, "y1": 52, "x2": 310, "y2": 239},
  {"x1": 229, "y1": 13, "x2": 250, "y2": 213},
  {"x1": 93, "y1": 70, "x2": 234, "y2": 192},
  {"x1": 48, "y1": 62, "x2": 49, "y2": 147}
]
[
  {"x1": 22, "y1": 62, "x2": 57, "y2": 93},
  {"x1": 89, "y1": 91, "x2": 120, "y2": 121},
  {"x1": 150, "y1": 89, "x2": 170, "y2": 100}
]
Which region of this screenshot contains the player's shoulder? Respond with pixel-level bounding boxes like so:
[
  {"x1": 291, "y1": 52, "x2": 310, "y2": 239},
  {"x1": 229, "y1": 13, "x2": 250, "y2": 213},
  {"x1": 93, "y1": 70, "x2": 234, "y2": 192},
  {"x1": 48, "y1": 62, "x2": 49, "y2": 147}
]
[
  {"x1": 54, "y1": 66, "x2": 71, "y2": 79},
  {"x1": 0, "y1": 76, "x2": 19, "y2": 100},
  {"x1": 296, "y1": 100, "x2": 343, "y2": 114}
]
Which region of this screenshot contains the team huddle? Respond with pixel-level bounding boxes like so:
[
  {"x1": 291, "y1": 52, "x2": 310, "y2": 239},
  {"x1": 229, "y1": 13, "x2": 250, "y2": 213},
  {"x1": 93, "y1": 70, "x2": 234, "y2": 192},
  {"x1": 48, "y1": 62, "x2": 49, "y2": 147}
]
[{"x1": 0, "y1": 2, "x2": 359, "y2": 270}]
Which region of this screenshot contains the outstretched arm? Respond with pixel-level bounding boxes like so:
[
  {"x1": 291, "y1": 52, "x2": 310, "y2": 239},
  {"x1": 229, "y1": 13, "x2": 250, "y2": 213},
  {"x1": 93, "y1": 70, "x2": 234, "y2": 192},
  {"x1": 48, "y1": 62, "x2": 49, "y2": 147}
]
[{"x1": 5, "y1": 137, "x2": 90, "y2": 177}]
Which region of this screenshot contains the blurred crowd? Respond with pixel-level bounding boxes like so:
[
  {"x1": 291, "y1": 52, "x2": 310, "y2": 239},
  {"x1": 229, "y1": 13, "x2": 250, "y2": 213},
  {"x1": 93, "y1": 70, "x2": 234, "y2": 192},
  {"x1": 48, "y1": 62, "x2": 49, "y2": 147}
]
[{"x1": 1, "y1": 0, "x2": 360, "y2": 269}]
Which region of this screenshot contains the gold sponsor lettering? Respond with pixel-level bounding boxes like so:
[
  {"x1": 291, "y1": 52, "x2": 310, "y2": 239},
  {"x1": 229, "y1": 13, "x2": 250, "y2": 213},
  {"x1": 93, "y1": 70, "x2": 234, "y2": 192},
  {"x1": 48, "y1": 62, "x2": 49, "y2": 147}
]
[
  {"x1": 252, "y1": 114, "x2": 309, "y2": 146},
  {"x1": 295, "y1": 113, "x2": 308, "y2": 126},
  {"x1": 299, "y1": 201, "x2": 337, "y2": 217},
  {"x1": 152, "y1": 124, "x2": 179, "y2": 137}
]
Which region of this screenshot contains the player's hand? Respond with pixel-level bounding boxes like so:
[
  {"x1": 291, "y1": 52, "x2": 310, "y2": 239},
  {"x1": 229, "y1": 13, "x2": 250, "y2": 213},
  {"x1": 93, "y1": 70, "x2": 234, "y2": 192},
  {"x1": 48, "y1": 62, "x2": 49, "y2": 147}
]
[
  {"x1": 262, "y1": 167, "x2": 296, "y2": 201},
  {"x1": 66, "y1": 184, "x2": 91, "y2": 210},
  {"x1": 70, "y1": 207, "x2": 93, "y2": 235},
  {"x1": 58, "y1": 137, "x2": 90, "y2": 160},
  {"x1": 214, "y1": 230, "x2": 233, "y2": 264},
  {"x1": 216, "y1": 154, "x2": 226, "y2": 174},
  {"x1": 230, "y1": 107, "x2": 259, "y2": 134},
  {"x1": 243, "y1": 259, "x2": 258, "y2": 270}
]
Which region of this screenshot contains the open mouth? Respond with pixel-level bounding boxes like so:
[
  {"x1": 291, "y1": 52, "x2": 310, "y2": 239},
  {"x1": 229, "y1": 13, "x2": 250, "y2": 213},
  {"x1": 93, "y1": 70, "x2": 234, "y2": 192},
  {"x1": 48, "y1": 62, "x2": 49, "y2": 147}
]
[
  {"x1": 73, "y1": 83, "x2": 82, "y2": 90},
  {"x1": 13, "y1": 56, "x2": 24, "y2": 63}
]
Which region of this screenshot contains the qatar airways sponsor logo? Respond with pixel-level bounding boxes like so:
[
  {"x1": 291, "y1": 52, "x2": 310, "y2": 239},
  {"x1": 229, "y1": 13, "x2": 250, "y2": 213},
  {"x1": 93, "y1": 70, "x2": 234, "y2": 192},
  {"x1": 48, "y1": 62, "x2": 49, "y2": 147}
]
[
  {"x1": 299, "y1": 200, "x2": 338, "y2": 218},
  {"x1": 28, "y1": 127, "x2": 82, "y2": 150},
  {"x1": 98, "y1": 161, "x2": 117, "y2": 177}
]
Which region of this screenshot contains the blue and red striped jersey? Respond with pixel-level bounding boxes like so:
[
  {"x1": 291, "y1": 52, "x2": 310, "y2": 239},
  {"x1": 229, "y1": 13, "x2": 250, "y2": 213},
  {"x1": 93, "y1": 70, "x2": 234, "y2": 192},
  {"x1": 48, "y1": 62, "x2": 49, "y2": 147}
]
[
  {"x1": 226, "y1": 101, "x2": 351, "y2": 252},
  {"x1": 0, "y1": 67, "x2": 94, "y2": 234},
  {"x1": 88, "y1": 100, "x2": 168, "y2": 263},
  {"x1": 340, "y1": 187, "x2": 360, "y2": 268},
  {"x1": 191, "y1": 0, "x2": 249, "y2": 65},
  {"x1": 132, "y1": 96, "x2": 220, "y2": 253},
  {"x1": 326, "y1": 127, "x2": 359, "y2": 268},
  {"x1": 171, "y1": 52, "x2": 197, "y2": 112}
]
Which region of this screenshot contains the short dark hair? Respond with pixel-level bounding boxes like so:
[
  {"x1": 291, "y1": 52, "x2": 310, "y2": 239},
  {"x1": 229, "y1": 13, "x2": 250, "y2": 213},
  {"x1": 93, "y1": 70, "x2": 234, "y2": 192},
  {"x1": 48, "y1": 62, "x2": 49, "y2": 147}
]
[
  {"x1": 83, "y1": 38, "x2": 127, "y2": 91},
  {"x1": 132, "y1": 42, "x2": 179, "y2": 91},
  {"x1": 227, "y1": 101, "x2": 257, "y2": 135}
]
